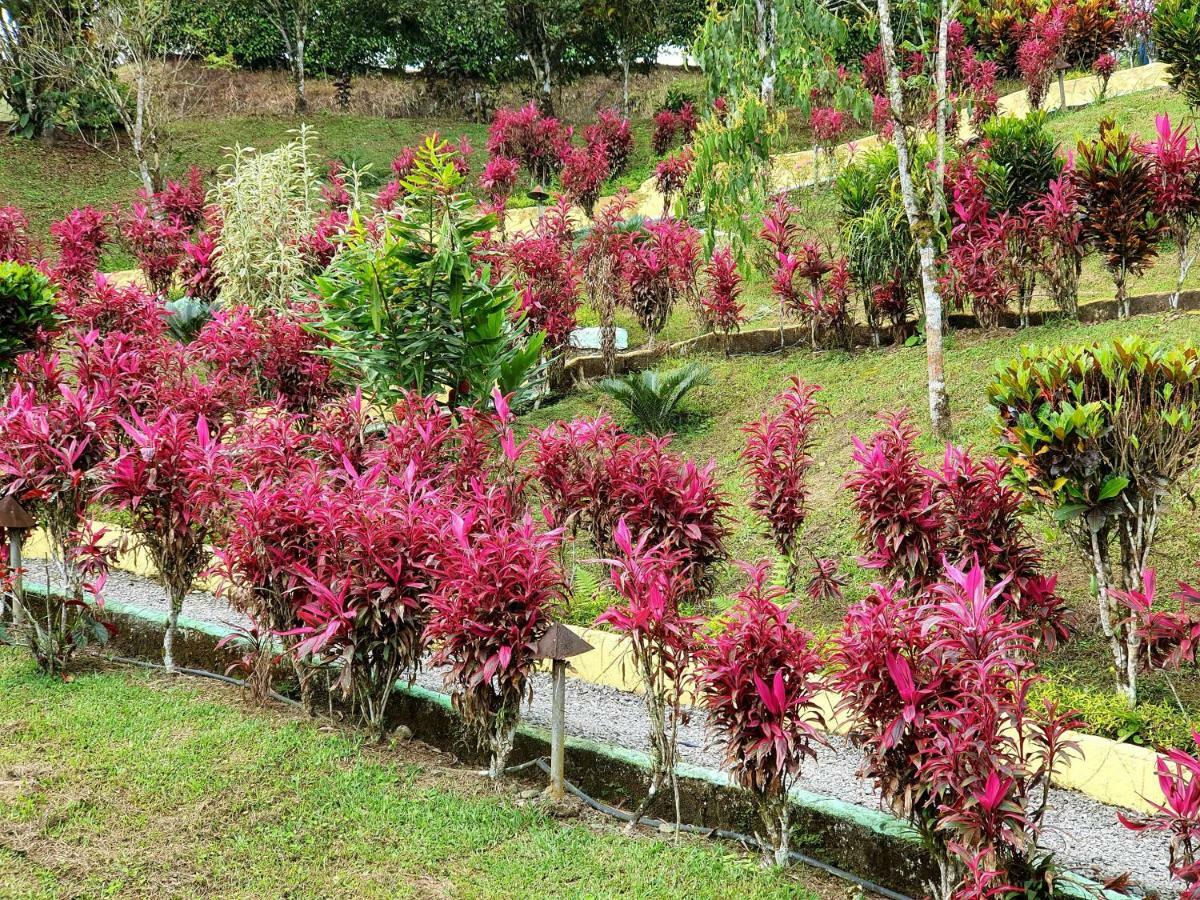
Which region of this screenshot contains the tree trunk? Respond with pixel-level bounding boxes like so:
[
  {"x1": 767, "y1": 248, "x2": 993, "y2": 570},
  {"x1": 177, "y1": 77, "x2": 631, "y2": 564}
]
[
  {"x1": 164, "y1": 586, "x2": 183, "y2": 673},
  {"x1": 755, "y1": 0, "x2": 777, "y2": 108},
  {"x1": 621, "y1": 48, "x2": 631, "y2": 116},
  {"x1": 294, "y1": 36, "x2": 307, "y2": 114},
  {"x1": 1057, "y1": 69, "x2": 1067, "y2": 111},
  {"x1": 1173, "y1": 222, "x2": 1195, "y2": 310},
  {"x1": 877, "y1": 0, "x2": 952, "y2": 439}
]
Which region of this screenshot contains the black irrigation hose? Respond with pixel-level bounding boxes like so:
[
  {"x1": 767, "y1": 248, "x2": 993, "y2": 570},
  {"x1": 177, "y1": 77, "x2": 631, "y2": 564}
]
[
  {"x1": 98, "y1": 652, "x2": 909, "y2": 900},
  {"x1": 530, "y1": 758, "x2": 914, "y2": 900},
  {"x1": 106, "y1": 654, "x2": 304, "y2": 709}
]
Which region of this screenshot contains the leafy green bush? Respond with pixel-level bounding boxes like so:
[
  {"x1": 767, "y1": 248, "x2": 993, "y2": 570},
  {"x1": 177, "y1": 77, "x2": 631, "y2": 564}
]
[
  {"x1": 1032, "y1": 678, "x2": 1200, "y2": 749},
  {"x1": 990, "y1": 337, "x2": 1200, "y2": 705},
  {"x1": 598, "y1": 362, "x2": 710, "y2": 434},
  {"x1": 1154, "y1": 0, "x2": 1200, "y2": 111},
  {"x1": 312, "y1": 136, "x2": 542, "y2": 407},
  {"x1": 978, "y1": 113, "x2": 1061, "y2": 215},
  {"x1": 0, "y1": 262, "x2": 57, "y2": 370}
]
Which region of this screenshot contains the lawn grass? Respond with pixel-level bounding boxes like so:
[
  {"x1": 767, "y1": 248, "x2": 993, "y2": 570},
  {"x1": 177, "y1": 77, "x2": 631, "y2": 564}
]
[
  {"x1": 0, "y1": 648, "x2": 839, "y2": 900},
  {"x1": 523, "y1": 309, "x2": 1200, "y2": 746}
]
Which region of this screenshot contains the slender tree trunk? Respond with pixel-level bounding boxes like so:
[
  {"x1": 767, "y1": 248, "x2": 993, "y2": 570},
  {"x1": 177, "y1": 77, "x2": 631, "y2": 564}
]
[
  {"x1": 877, "y1": 0, "x2": 952, "y2": 439},
  {"x1": 621, "y1": 47, "x2": 631, "y2": 115},
  {"x1": 132, "y1": 67, "x2": 154, "y2": 195},
  {"x1": 1173, "y1": 222, "x2": 1195, "y2": 310},
  {"x1": 164, "y1": 584, "x2": 183, "y2": 673},
  {"x1": 755, "y1": 0, "x2": 777, "y2": 108},
  {"x1": 294, "y1": 35, "x2": 307, "y2": 114},
  {"x1": 1057, "y1": 69, "x2": 1067, "y2": 111}
]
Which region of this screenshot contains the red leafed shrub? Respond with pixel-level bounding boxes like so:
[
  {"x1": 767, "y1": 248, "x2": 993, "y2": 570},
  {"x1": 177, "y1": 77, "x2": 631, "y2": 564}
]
[
  {"x1": 1143, "y1": 114, "x2": 1200, "y2": 308},
  {"x1": 560, "y1": 141, "x2": 609, "y2": 216},
  {"x1": 741, "y1": 378, "x2": 824, "y2": 588},
  {"x1": 829, "y1": 562, "x2": 1081, "y2": 897},
  {"x1": 178, "y1": 231, "x2": 221, "y2": 301},
  {"x1": 1119, "y1": 732, "x2": 1200, "y2": 898},
  {"x1": 487, "y1": 103, "x2": 569, "y2": 186},
  {"x1": 1017, "y1": 15, "x2": 1063, "y2": 111},
  {"x1": 530, "y1": 414, "x2": 627, "y2": 537},
  {"x1": 193, "y1": 304, "x2": 337, "y2": 414},
  {"x1": 1027, "y1": 172, "x2": 1083, "y2": 317},
  {"x1": 0, "y1": 350, "x2": 117, "y2": 673},
  {"x1": 286, "y1": 467, "x2": 451, "y2": 735},
  {"x1": 654, "y1": 148, "x2": 693, "y2": 214},
  {"x1": 652, "y1": 108, "x2": 680, "y2": 156},
  {"x1": 392, "y1": 146, "x2": 417, "y2": 179},
  {"x1": 597, "y1": 520, "x2": 704, "y2": 824},
  {"x1": 585, "y1": 108, "x2": 633, "y2": 176},
  {"x1": 481, "y1": 155, "x2": 521, "y2": 204},
  {"x1": 699, "y1": 560, "x2": 825, "y2": 865},
  {"x1": 619, "y1": 217, "x2": 701, "y2": 348},
  {"x1": 298, "y1": 207, "x2": 349, "y2": 270},
  {"x1": 157, "y1": 165, "x2": 208, "y2": 230},
  {"x1": 428, "y1": 513, "x2": 563, "y2": 775},
  {"x1": 846, "y1": 411, "x2": 1070, "y2": 647},
  {"x1": 700, "y1": 247, "x2": 746, "y2": 340},
  {"x1": 530, "y1": 419, "x2": 729, "y2": 598},
  {"x1": 758, "y1": 196, "x2": 800, "y2": 273},
  {"x1": 1114, "y1": 567, "x2": 1200, "y2": 672},
  {"x1": 99, "y1": 410, "x2": 230, "y2": 670},
  {"x1": 59, "y1": 275, "x2": 169, "y2": 339},
  {"x1": 0, "y1": 206, "x2": 34, "y2": 263},
  {"x1": 506, "y1": 227, "x2": 581, "y2": 352},
  {"x1": 1093, "y1": 52, "x2": 1117, "y2": 94},
  {"x1": 942, "y1": 160, "x2": 1019, "y2": 328},
  {"x1": 809, "y1": 106, "x2": 848, "y2": 146},
  {"x1": 770, "y1": 242, "x2": 851, "y2": 348},
  {"x1": 49, "y1": 207, "x2": 109, "y2": 301},
  {"x1": 118, "y1": 200, "x2": 188, "y2": 293}
]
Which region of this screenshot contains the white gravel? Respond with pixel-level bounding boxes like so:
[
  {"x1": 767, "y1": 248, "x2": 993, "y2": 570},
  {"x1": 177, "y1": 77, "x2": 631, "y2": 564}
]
[{"x1": 62, "y1": 566, "x2": 1177, "y2": 898}]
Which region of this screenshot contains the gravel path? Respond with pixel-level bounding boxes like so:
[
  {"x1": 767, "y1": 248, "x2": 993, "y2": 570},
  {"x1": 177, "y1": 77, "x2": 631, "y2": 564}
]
[{"x1": 62, "y1": 567, "x2": 1177, "y2": 897}]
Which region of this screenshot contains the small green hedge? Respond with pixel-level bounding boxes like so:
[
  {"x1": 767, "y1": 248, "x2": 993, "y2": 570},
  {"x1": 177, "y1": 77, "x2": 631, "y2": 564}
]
[{"x1": 1034, "y1": 679, "x2": 1200, "y2": 750}]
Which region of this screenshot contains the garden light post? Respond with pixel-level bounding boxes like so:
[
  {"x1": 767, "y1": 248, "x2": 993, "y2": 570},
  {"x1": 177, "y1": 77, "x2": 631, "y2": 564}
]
[
  {"x1": 0, "y1": 496, "x2": 35, "y2": 628},
  {"x1": 528, "y1": 185, "x2": 550, "y2": 224},
  {"x1": 533, "y1": 622, "x2": 592, "y2": 800}
]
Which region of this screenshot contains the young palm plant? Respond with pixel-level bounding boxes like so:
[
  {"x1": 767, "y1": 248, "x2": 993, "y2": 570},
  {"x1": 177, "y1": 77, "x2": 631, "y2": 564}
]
[{"x1": 598, "y1": 362, "x2": 710, "y2": 434}]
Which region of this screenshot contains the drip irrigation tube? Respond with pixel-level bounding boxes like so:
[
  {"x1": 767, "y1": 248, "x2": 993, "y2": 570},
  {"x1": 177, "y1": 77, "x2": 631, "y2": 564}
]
[
  {"x1": 529, "y1": 759, "x2": 914, "y2": 900},
  {"x1": 100, "y1": 653, "x2": 911, "y2": 899},
  {"x1": 106, "y1": 654, "x2": 304, "y2": 709}
]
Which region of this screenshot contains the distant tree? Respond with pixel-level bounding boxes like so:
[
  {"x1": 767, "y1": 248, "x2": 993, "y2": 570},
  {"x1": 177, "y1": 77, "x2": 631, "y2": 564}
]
[{"x1": 503, "y1": 0, "x2": 601, "y2": 112}]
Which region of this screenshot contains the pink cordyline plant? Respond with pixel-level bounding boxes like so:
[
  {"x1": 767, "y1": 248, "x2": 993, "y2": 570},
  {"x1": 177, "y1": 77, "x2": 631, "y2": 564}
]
[
  {"x1": 286, "y1": 464, "x2": 451, "y2": 736},
  {"x1": 830, "y1": 562, "x2": 1081, "y2": 898},
  {"x1": 1143, "y1": 114, "x2": 1200, "y2": 309},
  {"x1": 487, "y1": 103, "x2": 570, "y2": 186},
  {"x1": 597, "y1": 519, "x2": 704, "y2": 826},
  {"x1": 809, "y1": 106, "x2": 848, "y2": 182},
  {"x1": 699, "y1": 247, "x2": 746, "y2": 345},
  {"x1": 49, "y1": 207, "x2": 109, "y2": 302},
  {"x1": 584, "y1": 109, "x2": 633, "y2": 176},
  {"x1": 619, "y1": 217, "x2": 701, "y2": 350},
  {"x1": 428, "y1": 511, "x2": 564, "y2": 776},
  {"x1": 942, "y1": 160, "x2": 1020, "y2": 328},
  {"x1": 1027, "y1": 172, "x2": 1083, "y2": 318},
  {"x1": 1018, "y1": 7, "x2": 1067, "y2": 110},
  {"x1": 654, "y1": 148, "x2": 693, "y2": 217},
  {"x1": 1093, "y1": 52, "x2": 1118, "y2": 98},
  {"x1": 178, "y1": 231, "x2": 221, "y2": 301},
  {"x1": 1119, "y1": 731, "x2": 1200, "y2": 898},
  {"x1": 481, "y1": 155, "x2": 521, "y2": 205},
  {"x1": 699, "y1": 560, "x2": 825, "y2": 865},
  {"x1": 559, "y1": 141, "x2": 609, "y2": 217},
  {"x1": 0, "y1": 349, "x2": 116, "y2": 673},
  {"x1": 58, "y1": 275, "x2": 169, "y2": 339},
  {"x1": 577, "y1": 192, "x2": 636, "y2": 375},
  {"x1": 0, "y1": 205, "x2": 34, "y2": 263},
  {"x1": 740, "y1": 378, "x2": 825, "y2": 589},
  {"x1": 845, "y1": 411, "x2": 1070, "y2": 648},
  {"x1": 758, "y1": 196, "x2": 800, "y2": 274},
  {"x1": 1113, "y1": 566, "x2": 1200, "y2": 674},
  {"x1": 118, "y1": 200, "x2": 187, "y2": 294},
  {"x1": 99, "y1": 410, "x2": 231, "y2": 671},
  {"x1": 156, "y1": 165, "x2": 207, "y2": 230},
  {"x1": 505, "y1": 225, "x2": 581, "y2": 354}
]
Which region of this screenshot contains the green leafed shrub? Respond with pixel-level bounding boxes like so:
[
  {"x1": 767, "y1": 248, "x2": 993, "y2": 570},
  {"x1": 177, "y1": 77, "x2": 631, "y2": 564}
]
[
  {"x1": 978, "y1": 112, "x2": 1062, "y2": 215},
  {"x1": 598, "y1": 362, "x2": 710, "y2": 434},
  {"x1": 212, "y1": 126, "x2": 324, "y2": 313},
  {"x1": 1154, "y1": 0, "x2": 1200, "y2": 111},
  {"x1": 312, "y1": 136, "x2": 543, "y2": 408},
  {"x1": 990, "y1": 337, "x2": 1200, "y2": 704},
  {"x1": 0, "y1": 262, "x2": 58, "y2": 371}
]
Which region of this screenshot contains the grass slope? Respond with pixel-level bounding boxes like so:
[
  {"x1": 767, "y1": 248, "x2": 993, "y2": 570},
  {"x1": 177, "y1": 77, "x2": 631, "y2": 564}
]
[
  {"x1": 0, "y1": 649, "x2": 837, "y2": 900},
  {"x1": 525, "y1": 309, "x2": 1200, "y2": 748}
]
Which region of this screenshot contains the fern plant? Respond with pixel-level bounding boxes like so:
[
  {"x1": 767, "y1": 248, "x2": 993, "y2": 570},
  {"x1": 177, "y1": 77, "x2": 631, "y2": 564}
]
[{"x1": 598, "y1": 362, "x2": 710, "y2": 434}]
